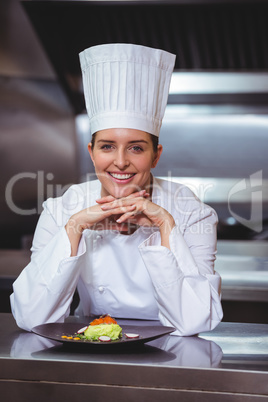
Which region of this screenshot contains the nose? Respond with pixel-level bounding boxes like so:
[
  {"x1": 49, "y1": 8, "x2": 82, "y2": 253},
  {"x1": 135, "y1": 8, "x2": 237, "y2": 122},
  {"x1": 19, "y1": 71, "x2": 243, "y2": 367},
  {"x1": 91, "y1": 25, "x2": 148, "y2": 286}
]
[{"x1": 114, "y1": 149, "x2": 130, "y2": 169}]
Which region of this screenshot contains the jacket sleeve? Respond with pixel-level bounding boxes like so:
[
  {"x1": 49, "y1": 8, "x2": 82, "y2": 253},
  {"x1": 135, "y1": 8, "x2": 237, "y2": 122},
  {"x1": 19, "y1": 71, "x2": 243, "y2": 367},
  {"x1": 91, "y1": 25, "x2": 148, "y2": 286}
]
[
  {"x1": 10, "y1": 195, "x2": 87, "y2": 331},
  {"x1": 138, "y1": 207, "x2": 223, "y2": 336}
]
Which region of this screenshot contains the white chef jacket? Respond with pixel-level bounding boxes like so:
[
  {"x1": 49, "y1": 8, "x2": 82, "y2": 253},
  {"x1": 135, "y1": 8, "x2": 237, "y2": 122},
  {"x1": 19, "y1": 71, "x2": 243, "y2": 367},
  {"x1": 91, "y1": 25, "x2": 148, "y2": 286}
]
[{"x1": 10, "y1": 177, "x2": 223, "y2": 335}]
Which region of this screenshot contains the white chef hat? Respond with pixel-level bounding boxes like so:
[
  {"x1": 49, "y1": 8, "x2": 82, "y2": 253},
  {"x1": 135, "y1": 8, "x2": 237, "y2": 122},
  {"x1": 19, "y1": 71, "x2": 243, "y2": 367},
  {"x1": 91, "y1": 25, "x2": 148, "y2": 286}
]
[{"x1": 79, "y1": 43, "x2": 176, "y2": 137}]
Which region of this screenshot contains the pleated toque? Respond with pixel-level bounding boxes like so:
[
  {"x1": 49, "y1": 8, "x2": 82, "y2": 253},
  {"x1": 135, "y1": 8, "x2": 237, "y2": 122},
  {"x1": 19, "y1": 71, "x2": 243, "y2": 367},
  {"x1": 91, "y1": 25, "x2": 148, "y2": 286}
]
[{"x1": 79, "y1": 43, "x2": 176, "y2": 137}]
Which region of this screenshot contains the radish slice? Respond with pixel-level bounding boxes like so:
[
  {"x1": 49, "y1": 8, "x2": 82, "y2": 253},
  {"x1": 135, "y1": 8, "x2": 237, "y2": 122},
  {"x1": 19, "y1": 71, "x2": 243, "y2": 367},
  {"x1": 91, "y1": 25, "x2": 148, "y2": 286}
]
[
  {"x1": 125, "y1": 333, "x2": 139, "y2": 339},
  {"x1": 77, "y1": 326, "x2": 88, "y2": 334},
  {"x1": 98, "y1": 336, "x2": 111, "y2": 342}
]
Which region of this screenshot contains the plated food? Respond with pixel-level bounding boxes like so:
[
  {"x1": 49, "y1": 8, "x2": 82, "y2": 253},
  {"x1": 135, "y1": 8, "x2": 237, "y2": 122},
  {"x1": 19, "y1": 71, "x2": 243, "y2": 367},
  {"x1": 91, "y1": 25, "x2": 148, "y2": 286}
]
[
  {"x1": 61, "y1": 314, "x2": 140, "y2": 343},
  {"x1": 32, "y1": 320, "x2": 175, "y2": 347}
]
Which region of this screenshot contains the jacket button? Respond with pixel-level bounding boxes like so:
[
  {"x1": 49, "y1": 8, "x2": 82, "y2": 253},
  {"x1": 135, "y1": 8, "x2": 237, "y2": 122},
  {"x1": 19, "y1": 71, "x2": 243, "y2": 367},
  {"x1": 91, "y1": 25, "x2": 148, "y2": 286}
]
[
  {"x1": 96, "y1": 235, "x2": 103, "y2": 240},
  {"x1": 98, "y1": 286, "x2": 104, "y2": 293}
]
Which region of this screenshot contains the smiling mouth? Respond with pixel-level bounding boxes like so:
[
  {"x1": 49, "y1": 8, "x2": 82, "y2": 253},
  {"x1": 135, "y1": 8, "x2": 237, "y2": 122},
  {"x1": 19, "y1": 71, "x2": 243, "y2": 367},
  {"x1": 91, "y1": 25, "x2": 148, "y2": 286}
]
[{"x1": 109, "y1": 173, "x2": 135, "y2": 180}]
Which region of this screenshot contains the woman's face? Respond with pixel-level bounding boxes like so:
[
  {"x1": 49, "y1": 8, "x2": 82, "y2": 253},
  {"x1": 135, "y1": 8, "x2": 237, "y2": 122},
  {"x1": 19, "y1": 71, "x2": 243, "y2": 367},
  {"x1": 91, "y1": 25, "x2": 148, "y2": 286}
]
[{"x1": 88, "y1": 128, "x2": 162, "y2": 198}]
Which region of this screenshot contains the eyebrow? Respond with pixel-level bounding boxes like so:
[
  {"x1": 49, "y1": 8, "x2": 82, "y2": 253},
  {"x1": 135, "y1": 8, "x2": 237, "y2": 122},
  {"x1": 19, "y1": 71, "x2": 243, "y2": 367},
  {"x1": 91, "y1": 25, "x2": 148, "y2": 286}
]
[{"x1": 97, "y1": 139, "x2": 149, "y2": 144}]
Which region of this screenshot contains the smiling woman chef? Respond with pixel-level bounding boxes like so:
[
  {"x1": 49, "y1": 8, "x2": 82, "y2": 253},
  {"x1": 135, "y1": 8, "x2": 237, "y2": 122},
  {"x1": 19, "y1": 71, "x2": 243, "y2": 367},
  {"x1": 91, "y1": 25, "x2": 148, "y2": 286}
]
[{"x1": 10, "y1": 44, "x2": 223, "y2": 335}]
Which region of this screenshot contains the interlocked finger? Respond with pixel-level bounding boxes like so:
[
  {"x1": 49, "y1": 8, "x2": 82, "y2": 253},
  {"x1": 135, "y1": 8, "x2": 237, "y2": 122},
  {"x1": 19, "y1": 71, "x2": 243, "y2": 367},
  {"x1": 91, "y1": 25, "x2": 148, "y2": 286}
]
[{"x1": 116, "y1": 209, "x2": 138, "y2": 223}]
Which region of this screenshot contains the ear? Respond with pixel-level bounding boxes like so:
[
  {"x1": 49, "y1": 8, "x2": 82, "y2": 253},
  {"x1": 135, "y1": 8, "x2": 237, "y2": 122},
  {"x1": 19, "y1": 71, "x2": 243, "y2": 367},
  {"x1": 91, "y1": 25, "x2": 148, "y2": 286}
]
[
  {"x1": 88, "y1": 143, "x2": 95, "y2": 166},
  {"x1": 151, "y1": 144, "x2": 163, "y2": 168}
]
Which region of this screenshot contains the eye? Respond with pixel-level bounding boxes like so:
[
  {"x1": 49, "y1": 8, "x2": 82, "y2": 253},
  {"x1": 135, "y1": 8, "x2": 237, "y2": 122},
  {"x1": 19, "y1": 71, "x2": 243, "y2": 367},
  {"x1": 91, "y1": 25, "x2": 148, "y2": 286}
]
[
  {"x1": 130, "y1": 145, "x2": 143, "y2": 152},
  {"x1": 100, "y1": 144, "x2": 113, "y2": 150}
]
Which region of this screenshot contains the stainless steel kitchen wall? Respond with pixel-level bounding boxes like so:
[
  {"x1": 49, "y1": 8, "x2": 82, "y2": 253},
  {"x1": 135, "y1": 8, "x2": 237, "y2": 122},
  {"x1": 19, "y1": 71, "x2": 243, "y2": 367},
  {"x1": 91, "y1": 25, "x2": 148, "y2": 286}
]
[
  {"x1": 0, "y1": 77, "x2": 79, "y2": 248},
  {"x1": 0, "y1": 0, "x2": 79, "y2": 248}
]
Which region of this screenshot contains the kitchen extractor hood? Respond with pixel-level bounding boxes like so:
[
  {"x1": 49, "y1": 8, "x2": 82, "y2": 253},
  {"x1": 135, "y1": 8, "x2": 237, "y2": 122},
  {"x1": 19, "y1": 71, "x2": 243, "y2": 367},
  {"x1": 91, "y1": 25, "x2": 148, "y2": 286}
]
[{"x1": 22, "y1": 0, "x2": 268, "y2": 114}]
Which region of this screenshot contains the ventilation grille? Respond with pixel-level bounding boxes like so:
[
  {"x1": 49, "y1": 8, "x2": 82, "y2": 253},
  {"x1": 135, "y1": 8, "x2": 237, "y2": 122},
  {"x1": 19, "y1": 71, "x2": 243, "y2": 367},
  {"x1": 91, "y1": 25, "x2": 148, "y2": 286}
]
[{"x1": 23, "y1": 0, "x2": 268, "y2": 112}]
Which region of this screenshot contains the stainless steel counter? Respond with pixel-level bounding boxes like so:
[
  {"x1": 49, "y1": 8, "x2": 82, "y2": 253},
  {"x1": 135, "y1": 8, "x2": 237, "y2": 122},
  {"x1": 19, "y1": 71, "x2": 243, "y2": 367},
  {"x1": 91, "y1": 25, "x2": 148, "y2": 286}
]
[{"x1": 0, "y1": 313, "x2": 267, "y2": 401}]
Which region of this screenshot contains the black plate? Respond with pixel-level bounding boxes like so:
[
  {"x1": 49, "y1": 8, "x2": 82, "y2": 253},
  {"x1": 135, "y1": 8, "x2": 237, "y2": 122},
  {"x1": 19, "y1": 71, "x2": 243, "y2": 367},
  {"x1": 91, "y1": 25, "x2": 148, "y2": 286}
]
[{"x1": 32, "y1": 322, "x2": 175, "y2": 347}]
